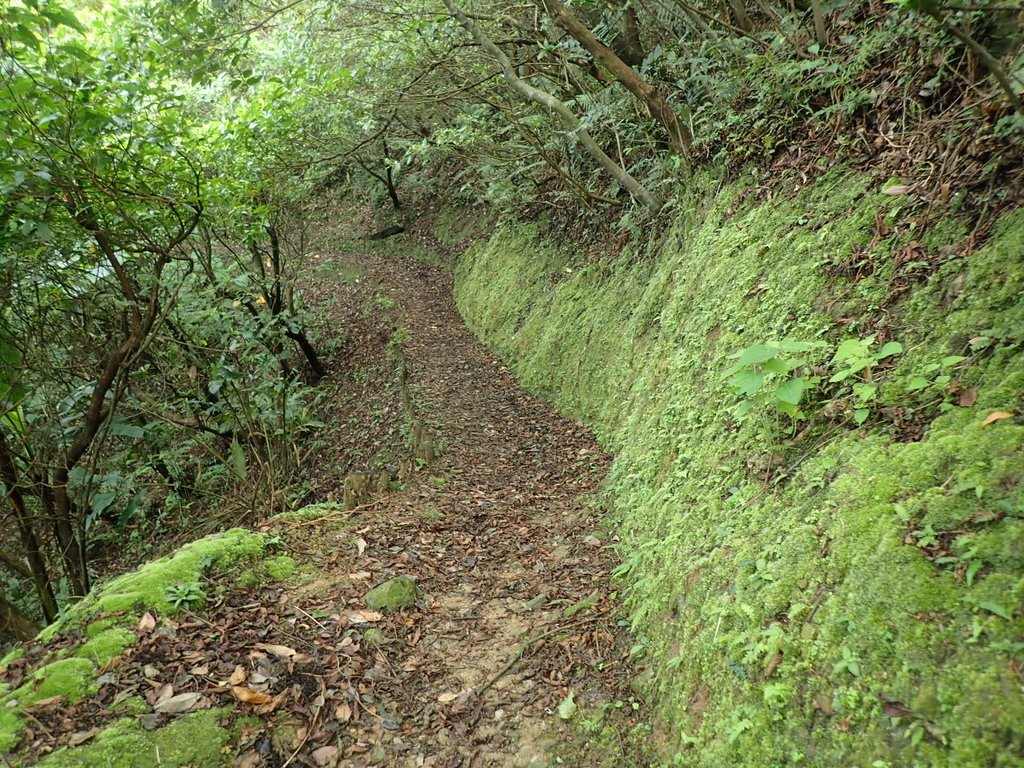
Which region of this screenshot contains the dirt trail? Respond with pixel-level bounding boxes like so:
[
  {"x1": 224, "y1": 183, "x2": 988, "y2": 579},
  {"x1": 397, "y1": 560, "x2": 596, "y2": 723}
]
[
  {"x1": 0, "y1": 235, "x2": 652, "y2": 768},
  {"x1": 283, "y1": 242, "x2": 648, "y2": 766}
]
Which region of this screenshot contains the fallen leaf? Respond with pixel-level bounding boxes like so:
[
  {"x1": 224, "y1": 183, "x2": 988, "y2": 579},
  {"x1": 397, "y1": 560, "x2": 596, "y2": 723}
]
[
  {"x1": 557, "y1": 691, "x2": 577, "y2": 721},
  {"x1": 355, "y1": 537, "x2": 368, "y2": 556},
  {"x1": 437, "y1": 691, "x2": 461, "y2": 703},
  {"x1": 154, "y1": 691, "x2": 202, "y2": 714},
  {"x1": 957, "y1": 389, "x2": 977, "y2": 407},
  {"x1": 335, "y1": 702, "x2": 352, "y2": 722},
  {"x1": 190, "y1": 665, "x2": 209, "y2": 676},
  {"x1": 349, "y1": 570, "x2": 371, "y2": 580},
  {"x1": 339, "y1": 609, "x2": 382, "y2": 625},
  {"x1": 311, "y1": 745, "x2": 339, "y2": 767},
  {"x1": 255, "y1": 688, "x2": 291, "y2": 715},
  {"x1": 228, "y1": 666, "x2": 247, "y2": 686},
  {"x1": 981, "y1": 411, "x2": 1013, "y2": 426},
  {"x1": 235, "y1": 750, "x2": 262, "y2": 768},
  {"x1": 253, "y1": 643, "x2": 298, "y2": 660},
  {"x1": 835, "y1": 719, "x2": 851, "y2": 732},
  {"x1": 881, "y1": 699, "x2": 913, "y2": 718},
  {"x1": 231, "y1": 686, "x2": 273, "y2": 705},
  {"x1": 152, "y1": 683, "x2": 174, "y2": 705},
  {"x1": 25, "y1": 695, "x2": 64, "y2": 711},
  {"x1": 67, "y1": 728, "x2": 100, "y2": 747},
  {"x1": 882, "y1": 184, "x2": 912, "y2": 196},
  {"x1": 137, "y1": 613, "x2": 156, "y2": 633}
]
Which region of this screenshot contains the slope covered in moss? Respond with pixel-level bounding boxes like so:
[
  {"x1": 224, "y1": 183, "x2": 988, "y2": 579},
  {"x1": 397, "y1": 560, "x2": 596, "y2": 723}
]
[
  {"x1": 0, "y1": 529, "x2": 273, "y2": 761},
  {"x1": 453, "y1": 171, "x2": 1024, "y2": 766}
]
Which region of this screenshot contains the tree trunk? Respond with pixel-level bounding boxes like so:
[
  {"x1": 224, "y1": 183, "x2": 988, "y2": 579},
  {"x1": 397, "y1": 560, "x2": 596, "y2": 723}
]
[
  {"x1": 285, "y1": 327, "x2": 327, "y2": 380},
  {"x1": 0, "y1": 432, "x2": 58, "y2": 622},
  {"x1": 619, "y1": 6, "x2": 646, "y2": 66},
  {"x1": 541, "y1": 0, "x2": 692, "y2": 156},
  {"x1": 810, "y1": 0, "x2": 828, "y2": 46},
  {"x1": 0, "y1": 594, "x2": 38, "y2": 642},
  {"x1": 442, "y1": 0, "x2": 663, "y2": 213}
]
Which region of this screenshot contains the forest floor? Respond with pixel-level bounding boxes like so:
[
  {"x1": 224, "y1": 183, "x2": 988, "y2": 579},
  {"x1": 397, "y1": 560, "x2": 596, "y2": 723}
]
[{"x1": 240, "y1": 218, "x2": 658, "y2": 766}]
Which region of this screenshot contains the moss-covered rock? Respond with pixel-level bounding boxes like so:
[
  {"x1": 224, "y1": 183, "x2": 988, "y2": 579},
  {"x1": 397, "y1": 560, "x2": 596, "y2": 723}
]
[
  {"x1": 0, "y1": 648, "x2": 24, "y2": 670},
  {"x1": 266, "y1": 502, "x2": 348, "y2": 524},
  {"x1": 31, "y1": 709, "x2": 233, "y2": 768},
  {"x1": 39, "y1": 529, "x2": 266, "y2": 643},
  {"x1": 0, "y1": 657, "x2": 100, "y2": 751},
  {"x1": 0, "y1": 707, "x2": 22, "y2": 753},
  {"x1": 16, "y1": 657, "x2": 98, "y2": 704},
  {"x1": 73, "y1": 628, "x2": 136, "y2": 665},
  {"x1": 454, "y1": 171, "x2": 1024, "y2": 766},
  {"x1": 364, "y1": 576, "x2": 417, "y2": 612},
  {"x1": 1, "y1": 529, "x2": 270, "y2": 758}
]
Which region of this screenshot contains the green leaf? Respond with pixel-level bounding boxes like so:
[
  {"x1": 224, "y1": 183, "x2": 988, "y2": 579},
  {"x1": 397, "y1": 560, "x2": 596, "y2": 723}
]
[
  {"x1": 90, "y1": 491, "x2": 117, "y2": 518},
  {"x1": 875, "y1": 341, "x2": 903, "y2": 359},
  {"x1": 735, "y1": 344, "x2": 778, "y2": 366},
  {"x1": 851, "y1": 383, "x2": 877, "y2": 402},
  {"x1": 40, "y1": 5, "x2": 85, "y2": 31},
  {"x1": 966, "y1": 559, "x2": 983, "y2": 587},
  {"x1": 941, "y1": 355, "x2": 967, "y2": 367},
  {"x1": 775, "y1": 378, "x2": 808, "y2": 405},
  {"x1": 777, "y1": 401, "x2": 799, "y2": 418},
  {"x1": 230, "y1": 438, "x2": 247, "y2": 480},
  {"x1": 108, "y1": 421, "x2": 145, "y2": 438},
  {"x1": 853, "y1": 408, "x2": 870, "y2": 425},
  {"x1": 906, "y1": 376, "x2": 929, "y2": 391},
  {"x1": 731, "y1": 370, "x2": 764, "y2": 397},
  {"x1": 979, "y1": 601, "x2": 1011, "y2": 620},
  {"x1": 833, "y1": 338, "x2": 870, "y2": 363},
  {"x1": 762, "y1": 357, "x2": 789, "y2": 376}
]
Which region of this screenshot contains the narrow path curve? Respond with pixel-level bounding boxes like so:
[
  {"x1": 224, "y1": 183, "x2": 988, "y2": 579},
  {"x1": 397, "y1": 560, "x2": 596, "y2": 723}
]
[{"x1": 290, "y1": 241, "x2": 650, "y2": 766}]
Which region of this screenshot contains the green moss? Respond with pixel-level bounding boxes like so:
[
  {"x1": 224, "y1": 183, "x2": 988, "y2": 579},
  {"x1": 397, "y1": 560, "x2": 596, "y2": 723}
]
[
  {"x1": 0, "y1": 531, "x2": 267, "y2": 755},
  {"x1": 16, "y1": 657, "x2": 98, "y2": 704},
  {"x1": 83, "y1": 617, "x2": 122, "y2": 638},
  {"x1": 267, "y1": 503, "x2": 347, "y2": 524},
  {"x1": 0, "y1": 706, "x2": 23, "y2": 753},
  {"x1": 455, "y1": 170, "x2": 1024, "y2": 766},
  {"x1": 0, "y1": 655, "x2": 101, "y2": 748},
  {"x1": 0, "y1": 648, "x2": 24, "y2": 669},
  {"x1": 364, "y1": 576, "x2": 417, "y2": 612},
  {"x1": 38, "y1": 529, "x2": 266, "y2": 642},
  {"x1": 264, "y1": 555, "x2": 296, "y2": 581},
  {"x1": 110, "y1": 695, "x2": 149, "y2": 715},
  {"x1": 31, "y1": 709, "x2": 233, "y2": 768},
  {"x1": 74, "y1": 629, "x2": 136, "y2": 665}
]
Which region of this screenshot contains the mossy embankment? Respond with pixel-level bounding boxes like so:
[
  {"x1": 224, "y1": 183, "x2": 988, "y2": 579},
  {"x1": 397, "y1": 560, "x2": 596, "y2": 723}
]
[{"x1": 452, "y1": 171, "x2": 1024, "y2": 766}]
